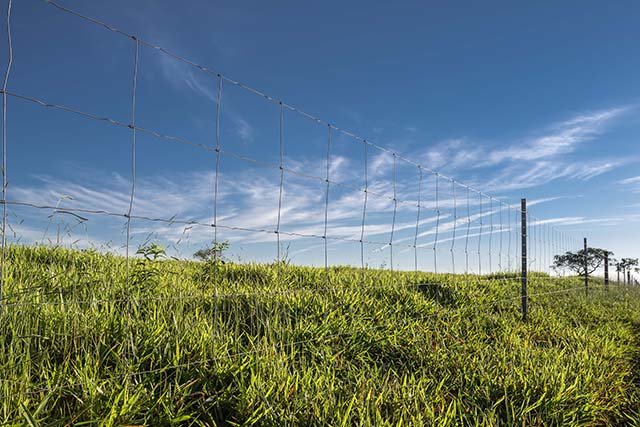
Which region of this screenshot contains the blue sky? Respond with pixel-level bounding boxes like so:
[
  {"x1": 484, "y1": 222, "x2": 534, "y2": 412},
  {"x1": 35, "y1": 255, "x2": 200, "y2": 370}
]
[{"x1": 1, "y1": 0, "x2": 639, "y2": 276}]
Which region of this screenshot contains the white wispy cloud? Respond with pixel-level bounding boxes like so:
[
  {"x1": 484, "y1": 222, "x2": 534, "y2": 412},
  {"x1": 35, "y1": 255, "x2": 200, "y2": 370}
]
[
  {"x1": 485, "y1": 158, "x2": 628, "y2": 192},
  {"x1": 14, "y1": 171, "x2": 217, "y2": 220},
  {"x1": 157, "y1": 52, "x2": 256, "y2": 144},
  {"x1": 9, "y1": 154, "x2": 438, "y2": 257},
  {"x1": 527, "y1": 195, "x2": 577, "y2": 206},
  {"x1": 411, "y1": 106, "x2": 633, "y2": 192},
  {"x1": 234, "y1": 118, "x2": 253, "y2": 141},
  {"x1": 619, "y1": 176, "x2": 640, "y2": 193},
  {"x1": 484, "y1": 107, "x2": 629, "y2": 165},
  {"x1": 619, "y1": 176, "x2": 640, "y2": 185},
  {"x1": 531, "y1": 214, "x2": 640, "y2": 227},
  {"x1": 420, "y1": 138, "x2": 483, "y2": 171},
  {"x1": 158, "y1": 54, "x2": 217, "y2": 101}
]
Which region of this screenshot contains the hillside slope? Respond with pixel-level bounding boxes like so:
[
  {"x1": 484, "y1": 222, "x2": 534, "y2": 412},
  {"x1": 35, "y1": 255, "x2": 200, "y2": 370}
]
[{"x1": 1, "y1": 246, "x2": 639, "y2": 426}]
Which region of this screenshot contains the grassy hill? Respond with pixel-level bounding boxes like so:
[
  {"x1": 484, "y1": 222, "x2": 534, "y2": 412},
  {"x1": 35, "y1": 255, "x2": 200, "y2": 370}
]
[{"x1": 1, "y1": 245, "x2": 640, "y2": 426}]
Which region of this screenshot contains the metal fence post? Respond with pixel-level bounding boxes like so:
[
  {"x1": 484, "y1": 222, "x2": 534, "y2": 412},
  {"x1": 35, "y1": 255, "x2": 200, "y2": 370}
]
[
  {"x1": 584, "y1": 238, "x2": 588, "y2": 295},
  {"x1": 521, "y1": 198, "x2": 527, "y2": 321},
  {"x1": 604, "y1": 252, "x2": 609, "y2": 290}
]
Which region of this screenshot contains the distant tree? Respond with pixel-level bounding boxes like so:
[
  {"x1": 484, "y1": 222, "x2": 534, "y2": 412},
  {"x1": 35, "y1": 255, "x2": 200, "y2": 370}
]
[
  {"x1": 552, "y1": 248, "x2": 612, "y2": 276},
  {"x1": 194, "y1": 241, "x2": 230, "y2": 263},
  {"x1": 620, "y1": 258, "x2": 639, "y2": 284},
  {"x1": 612, "y1": 258, "x2": 624, "y2": 283}
]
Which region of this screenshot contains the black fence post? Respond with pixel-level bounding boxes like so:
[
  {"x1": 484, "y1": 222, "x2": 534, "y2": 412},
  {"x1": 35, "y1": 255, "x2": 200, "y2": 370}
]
[
  {"x1": 604, "y1": 252, "x2": 609, "y2": 290},
  {"x1": 584, "y1": 238, "x2": 588, "y2": 296},
  {"x1": 521, "y1": 198, "x2": 527, "y2": 321}
]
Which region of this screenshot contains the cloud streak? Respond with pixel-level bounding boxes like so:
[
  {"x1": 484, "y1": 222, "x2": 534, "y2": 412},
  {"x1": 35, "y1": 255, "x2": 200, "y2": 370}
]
[
  {"x1": 414, "y1": 106, "x2": 632, "y2": 192},
  {"x1": 484, "y1": 107, "x2": 628, "y2": 165}
]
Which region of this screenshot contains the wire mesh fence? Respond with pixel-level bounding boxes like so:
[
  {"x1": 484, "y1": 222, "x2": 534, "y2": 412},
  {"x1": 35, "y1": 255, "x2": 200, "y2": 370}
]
[
  {"x1": 0, "y1": 0, "x2": 588, "y2": 277},
  {"x1": 0, "y1": 0, "x2": 633, "y2": 417}
]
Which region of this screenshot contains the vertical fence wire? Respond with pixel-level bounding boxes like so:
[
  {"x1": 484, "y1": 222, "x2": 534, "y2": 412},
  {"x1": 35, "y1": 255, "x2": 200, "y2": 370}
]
[
  {"x1": 539, "y1": 220, "x2": 543, "y2": 272},
  {"x1": 547, "y1": 224, "x2": 551, "y2": 274},
  {"x1": 323, "y1": 125, "x2": 332, "y2": 284},
  {"x1": 507, "y1": 201, "x2": 512, "y2": 271},
  {"x1": 465, "y1": 186, "x2": 471, "y2": 275},
  {"x1": 360, "y1": 140, "x2": 368, "y2": 282},
  {"x1": 545, "y1": 224, "x2": 550, "y2": 274},
  {"x1": 477, "y1": 192, "x2": 483, "y2": 275},
  {"x1": 547, "y1": 223, "x2": 551, "y2": 274},
  {"x1": 528, "y1": 216, "x2": 533, "y2": 272},
  {"x1": 532, "y1": 216, "x2": 536, "y2": 272},
  {"x1": 539, "y1": 221, "x2": 542, "y2": 273},
  {"x1": 488, "y1": 197, "x2": 493, "y2": 274},
  {"x1": 552, "y1": 228, "x2": 556, "y2": 274},
  {"x1": 561, "y1": 232, "x2": 564, "y2": 272},
  {"x1": 276, "y1": 102, "x2": 284, "y2": 266},
  {"x1": 213, "y1": 75, "x2": 223, "y2": 290},
  {"x1": 433, "y1": 173, "x2": 440, "y2": 274},
  {"x1": 551, "y1": 226, "x2": 554, "y2": 274},
  {"x1": 540, "y1": 223, "x2": 547, "y2": 271},
  {"x1": 531, "y1": 213, "x2": 535, "y2": 272},
  {"x1": 541, "y1": 222, "x2": 545, "y2": 273},
  {"x1": 521, "y1": 199, "x2": 528, "y2": 320},
  {"x1": 515, "y1": 207, "x2": 519, "y2": 274},
  {"x1": 554, "y1": 229, "x2": 559, "y2": 273},
  {"x1": 0, "y1": 0, "x2": 12, "y2": 313},
  {"x1": 211, "y1": 74, "x2": 224, "y2": 333},
  {"x1": 450, "y1": 179, "x2": 456, "y2": 274},
  {"x1": 543, "y1": 219, "x2": 546, "y2": 273},
  {"x1": 125, "y1": 38, "x2": 139, "y2": 273},
  {"x1": 389, "y1": 153, "x2": 397, "y2": 271},
  {"x1": 498, "y1": 201, "x2": 503, "y2": 272},
  {"x1": 556, "y1": 229, "x2": 560, "y2": 273},
  {"x1": 123, "y1": 36, "x2": 139, "y2": 361},
  {"x1": 560, "y1": 231, "x2": 564, "y2": 272},
  {"x1": 552, "y1": 230, "x2": 562, "y2": 272},
  {"x1": 414, "y1": 166, "x2": 423, "y2": 273}
]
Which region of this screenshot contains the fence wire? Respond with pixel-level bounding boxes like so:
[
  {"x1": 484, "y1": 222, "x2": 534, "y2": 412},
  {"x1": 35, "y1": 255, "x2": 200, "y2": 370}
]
[{"x1": 0, "y1": 0, "x2": 617, "y2": 411}]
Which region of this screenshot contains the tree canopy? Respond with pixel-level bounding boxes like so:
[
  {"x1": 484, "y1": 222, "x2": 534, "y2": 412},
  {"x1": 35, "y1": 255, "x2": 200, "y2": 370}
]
[
  {"x1": 552, "y1": 248, "x2": 612, "y2": 276},
  {"x1": 620, "y1": 258, "x2": 639, "y2": 271}
]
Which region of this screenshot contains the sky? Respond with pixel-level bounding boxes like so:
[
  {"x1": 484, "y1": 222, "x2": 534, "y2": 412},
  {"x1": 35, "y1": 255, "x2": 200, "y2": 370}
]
[{"x1": 1, "y1": 0, "x2": 639, "y2": 277}]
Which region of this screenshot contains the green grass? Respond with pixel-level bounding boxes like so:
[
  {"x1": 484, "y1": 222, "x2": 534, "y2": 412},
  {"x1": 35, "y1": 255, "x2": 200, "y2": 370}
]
[{"x1": 1, "y1": 245, "x2": 640, "y2": 426}]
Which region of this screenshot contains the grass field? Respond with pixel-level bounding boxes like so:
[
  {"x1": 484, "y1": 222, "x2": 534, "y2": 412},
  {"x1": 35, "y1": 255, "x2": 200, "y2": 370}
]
[{"x1": 1, "y1": 245, "x2": 640, "y2": 426}]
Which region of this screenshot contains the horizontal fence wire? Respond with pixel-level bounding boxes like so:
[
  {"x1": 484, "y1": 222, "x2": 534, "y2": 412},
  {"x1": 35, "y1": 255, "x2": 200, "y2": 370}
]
[
  {"x1": 0, "y1": 83, "x2": 581, "y2": 271},
  {"x1": 0, "y1": 85, "x2": 543, "y2": 239},
  {"x1": 29, "y1": 0, "x2": 524, "y2": 208},
  {"x1": 0, "y1": 1, "x2": 587, "y2": 234}
]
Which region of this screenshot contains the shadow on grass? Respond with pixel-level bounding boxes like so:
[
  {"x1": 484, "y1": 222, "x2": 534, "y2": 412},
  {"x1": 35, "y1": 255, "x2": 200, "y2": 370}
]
[{"x1": 416, "y1": 281, "x2": 457, "y2": 308}]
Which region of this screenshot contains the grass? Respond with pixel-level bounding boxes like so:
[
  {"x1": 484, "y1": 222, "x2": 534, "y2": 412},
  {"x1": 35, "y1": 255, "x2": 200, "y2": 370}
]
[{"x1": 1, "y1": 245, "x2": 640, "y2": 426}]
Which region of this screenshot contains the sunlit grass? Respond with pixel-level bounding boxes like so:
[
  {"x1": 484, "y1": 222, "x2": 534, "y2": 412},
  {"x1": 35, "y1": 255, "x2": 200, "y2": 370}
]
[{"x1": 1, "y1": 245, "x2": 639, "y2": 425}]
